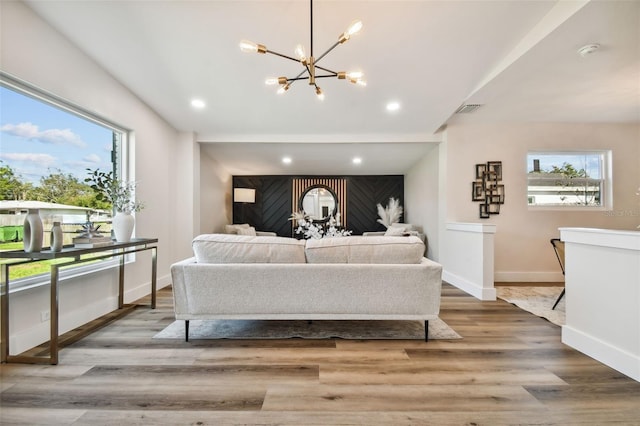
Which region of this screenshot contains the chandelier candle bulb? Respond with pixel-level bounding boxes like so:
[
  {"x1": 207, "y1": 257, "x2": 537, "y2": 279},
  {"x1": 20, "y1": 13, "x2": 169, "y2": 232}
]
[
  {"x1": 240, "y1": 40, "x2": 266, "y2": 54},
  {"x1": 347, "y1": 20, "x2": 363, "y2": 36},
  {"x1": 295, "y1": 44, "x2": 307, "y2": 63},
  {"x1": 339, "y1": 20, "x2": 363, "y2": 44}
]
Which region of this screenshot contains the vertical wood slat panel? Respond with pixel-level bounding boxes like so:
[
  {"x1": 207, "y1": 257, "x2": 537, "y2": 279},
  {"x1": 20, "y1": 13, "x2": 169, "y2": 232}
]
[{"x1": 292, "y1": 178, "x2": 347, "y2": 232}]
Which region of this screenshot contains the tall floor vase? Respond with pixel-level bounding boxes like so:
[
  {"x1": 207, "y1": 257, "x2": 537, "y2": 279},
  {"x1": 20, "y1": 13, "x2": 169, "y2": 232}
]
[
  {"x1": 113, "y1": 211, "x2": 135, "y2": 242},
  {"x1": 23, "y1": 208, "x2": 43, "y2": 252}
]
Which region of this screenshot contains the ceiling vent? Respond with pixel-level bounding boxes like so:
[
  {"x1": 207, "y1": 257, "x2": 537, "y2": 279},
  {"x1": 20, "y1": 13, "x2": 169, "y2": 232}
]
[{"x1": 455, "y1": 104, "x2": 483, "y2": 114}]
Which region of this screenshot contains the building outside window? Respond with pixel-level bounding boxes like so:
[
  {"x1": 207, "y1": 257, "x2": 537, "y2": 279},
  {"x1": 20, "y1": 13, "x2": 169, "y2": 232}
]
[
  {"x1": 527, "y1": 151, "x2": 611, "y2": 209},
  {"x1": 0, "y1": 73, "x2": 129, "y2": 287}
]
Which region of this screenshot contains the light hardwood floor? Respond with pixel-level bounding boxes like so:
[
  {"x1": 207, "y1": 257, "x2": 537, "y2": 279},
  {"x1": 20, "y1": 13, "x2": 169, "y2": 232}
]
[{"x1": 1, "y1": 283, "x2": 639, "y2": 425}]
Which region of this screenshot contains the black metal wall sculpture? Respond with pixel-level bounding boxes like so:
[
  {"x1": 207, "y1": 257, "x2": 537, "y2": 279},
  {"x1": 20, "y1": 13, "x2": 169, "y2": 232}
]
[{"x1": 472, "y1": 161, "x2": 505, "y2": 218}]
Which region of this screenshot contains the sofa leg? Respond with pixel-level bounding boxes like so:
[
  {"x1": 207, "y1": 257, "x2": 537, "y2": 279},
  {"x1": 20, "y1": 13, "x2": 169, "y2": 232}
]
[
  {"x1": 424, "y1": 320, "x2": 429, "y2": 342},
  {"x1": 185, "y1": 320, "x2": 190, "y2": 342}
]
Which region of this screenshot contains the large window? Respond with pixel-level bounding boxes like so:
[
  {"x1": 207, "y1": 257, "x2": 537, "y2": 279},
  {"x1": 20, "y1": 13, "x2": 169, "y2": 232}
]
[
  {"x1": 527, "y1": 151, "x2": 610, "y2": 209},
  {"x1": 0, "y1": 73, "x2": 129, "y2": 286}
]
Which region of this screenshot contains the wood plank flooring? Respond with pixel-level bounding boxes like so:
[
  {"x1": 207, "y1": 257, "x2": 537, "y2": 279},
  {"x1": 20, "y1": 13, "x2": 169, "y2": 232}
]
[{"x1": 1, "y1": 283, "x2": 639, "y2": 425}]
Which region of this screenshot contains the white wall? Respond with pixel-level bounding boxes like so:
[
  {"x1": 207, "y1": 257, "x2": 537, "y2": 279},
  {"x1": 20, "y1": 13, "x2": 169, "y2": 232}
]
[
  {"x1": 199, "y1": 147, "x2": 232, "y2": 234},
  {"x1": 405, "y1": 144, "x2": 440, "y2": 260},
  {"x1": 1, "y1": 1, "x2": 194, "y2": 353},
  {"x1": 442, "y1": 122, "x2": 640, "y2": 282}
]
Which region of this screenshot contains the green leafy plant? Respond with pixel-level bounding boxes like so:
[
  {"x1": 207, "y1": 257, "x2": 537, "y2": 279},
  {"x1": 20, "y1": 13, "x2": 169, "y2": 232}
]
[{"x1": 85, "y1": 169, "x2": 144, "y2": 213}]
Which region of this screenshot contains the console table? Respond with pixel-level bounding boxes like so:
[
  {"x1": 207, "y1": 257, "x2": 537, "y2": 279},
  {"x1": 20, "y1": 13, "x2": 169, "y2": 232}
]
[{"x1": 1, "y1": 238, "x2": 158, "y2": 365}]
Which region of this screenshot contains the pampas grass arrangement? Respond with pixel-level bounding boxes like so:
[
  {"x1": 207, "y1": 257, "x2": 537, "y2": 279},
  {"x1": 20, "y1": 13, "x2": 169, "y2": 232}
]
[{"x1": 376, "y1": 197, "x2": 403, "y2": 228}]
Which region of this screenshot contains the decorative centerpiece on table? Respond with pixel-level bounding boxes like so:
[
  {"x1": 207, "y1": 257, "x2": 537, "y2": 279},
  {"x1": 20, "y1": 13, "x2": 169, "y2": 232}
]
[
  {"x1": 72, "y1": 219, "x2": 113, "y2": 248},
  {"x1": 289, "y1": 211, "x2": 352, "y2": 239},
  {"x1": 85, "y1": 169, "x2": 144, "y2": 243}
]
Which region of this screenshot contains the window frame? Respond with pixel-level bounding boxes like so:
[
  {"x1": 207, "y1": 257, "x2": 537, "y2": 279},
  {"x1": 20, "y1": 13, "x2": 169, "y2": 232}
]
[
  {"x1": 0, "y1": 72, "x2": 134, "y2": 293},
  {"x1": 526, "y1": 150, "x2": 612, "y2": 211}
]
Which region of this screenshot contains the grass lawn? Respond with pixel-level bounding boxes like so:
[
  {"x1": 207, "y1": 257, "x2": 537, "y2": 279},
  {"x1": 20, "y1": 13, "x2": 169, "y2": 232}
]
[{"x1": 0, "y1": 241, "x2": 105, "y2": 280}]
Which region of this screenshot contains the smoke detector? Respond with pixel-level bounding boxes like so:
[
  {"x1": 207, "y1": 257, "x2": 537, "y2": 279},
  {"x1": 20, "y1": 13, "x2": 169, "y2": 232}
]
[{"x1": 578, "y1": 43, "x2": 600, "y2": 57}]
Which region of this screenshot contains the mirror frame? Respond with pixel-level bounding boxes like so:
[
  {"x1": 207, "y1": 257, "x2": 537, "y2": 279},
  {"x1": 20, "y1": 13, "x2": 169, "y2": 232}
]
[{"x1": 298, "y1": 184, "x2": 339, "y2": 223}]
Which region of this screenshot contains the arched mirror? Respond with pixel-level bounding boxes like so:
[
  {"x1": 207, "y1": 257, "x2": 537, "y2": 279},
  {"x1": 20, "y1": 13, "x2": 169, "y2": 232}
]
[{"x1": 299, "y1": 184, "x2": 338, "y2": 223}]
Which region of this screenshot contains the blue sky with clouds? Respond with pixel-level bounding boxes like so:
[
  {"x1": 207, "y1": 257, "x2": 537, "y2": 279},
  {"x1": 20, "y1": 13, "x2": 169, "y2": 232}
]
[{"x1": 0, "y1": 86, "x2": 113, "y2": 185}]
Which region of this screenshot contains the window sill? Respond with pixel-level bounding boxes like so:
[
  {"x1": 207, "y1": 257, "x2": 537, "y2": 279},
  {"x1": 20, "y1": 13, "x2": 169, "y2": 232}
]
[
  {"x1": 528, "y1": 205, "x2": 610, "y2": 212},
  {"x1": 6, "y1": 258, "x2": 130, "y2": 295}
]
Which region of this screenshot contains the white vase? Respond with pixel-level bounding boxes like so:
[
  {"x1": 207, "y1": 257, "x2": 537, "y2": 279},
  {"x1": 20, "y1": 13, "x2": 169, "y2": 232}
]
[
  {"x1": 112, "y1": 211, "x2": 134, "y2": 242},
  {"x1": 23, "y1": 208, "x2": 43, "y2": 252},
  {"x1": 50, "y1": 221, "x2": 63, "y2": 252}
]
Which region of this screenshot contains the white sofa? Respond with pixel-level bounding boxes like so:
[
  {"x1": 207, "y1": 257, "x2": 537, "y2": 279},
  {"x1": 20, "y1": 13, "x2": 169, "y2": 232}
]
[{"x1": 170, "y1": 234, "x2": 443, "y2": 341}]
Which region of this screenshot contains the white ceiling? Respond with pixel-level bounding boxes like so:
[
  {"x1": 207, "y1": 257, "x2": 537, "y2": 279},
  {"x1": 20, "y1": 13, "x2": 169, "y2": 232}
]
[{"x1": 24, "y1": 0, "x2": 640, "y2": 175}]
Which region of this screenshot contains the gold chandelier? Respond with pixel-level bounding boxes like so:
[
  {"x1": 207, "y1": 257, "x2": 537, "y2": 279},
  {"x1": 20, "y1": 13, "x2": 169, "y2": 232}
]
[{"x1": 240, "y1": 0, "x2": 366, "y2": 100}]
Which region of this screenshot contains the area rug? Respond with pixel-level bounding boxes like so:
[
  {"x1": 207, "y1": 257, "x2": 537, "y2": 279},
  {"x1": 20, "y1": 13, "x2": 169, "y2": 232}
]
[
  {"x1": 154, "y1": 318, "x2": 461, "y2": 340},
  {"x1": 496, "y1": 286, "x2": 565, "y2": 326}
]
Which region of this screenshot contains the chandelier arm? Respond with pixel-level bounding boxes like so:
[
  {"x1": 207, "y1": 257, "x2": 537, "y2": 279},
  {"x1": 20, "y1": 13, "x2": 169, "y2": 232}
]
[
  {"x1": 293, "y1": 68, "x2": 308, "y2": 80},
  {"x1": 265, "y1": 50, "x2": 302, "y2": 63},
  {"x1": 314, "y1": 74, "x2": 338, "y2": 79},
  {"x1": 314, "y1": 41, "x2": 341, "y2": 64},
  {"x1": 287, "y1": 76, "x2": 310, "y2": 82},
  {"x1": 304, "y1": 63, "x2": 313, "y2": 78},
  {"x1": 314, "y1": 65, "x2": 338, "y2": 76}
]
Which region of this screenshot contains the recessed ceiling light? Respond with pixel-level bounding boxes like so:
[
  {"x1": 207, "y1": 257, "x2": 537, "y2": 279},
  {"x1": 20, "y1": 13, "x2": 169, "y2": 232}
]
[
  {"x1": 386, "y1": 101, "x2": 400, "y2": 112},
  {"x1": 282, "y1": 157, "x2": 292, "y2": 164},
  {"x1": 190, "y1": 99, "x2": 206, "y2": 109},
  {"x1": 352, "y1": 157, "x2": 362, "y2": 165}
]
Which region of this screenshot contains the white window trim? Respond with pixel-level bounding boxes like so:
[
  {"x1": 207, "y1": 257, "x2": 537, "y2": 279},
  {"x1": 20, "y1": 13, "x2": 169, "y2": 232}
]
[
  {"x1": 526, "y1": 149, "x2": 612, "y2": 211},
  {"x1": 1, "y1": 71, "x2": 135, "y2": 292},
  {"x1": 7, "y1": 258, "x2": 130, "y2": 295}
]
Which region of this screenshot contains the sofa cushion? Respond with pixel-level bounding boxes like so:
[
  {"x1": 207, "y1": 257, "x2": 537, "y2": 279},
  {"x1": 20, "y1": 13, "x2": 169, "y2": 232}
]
[
  {"x1": 390, "y1": 222, "x2": 415, "y2": 231},
  {"x1": 193, "y1": 234, "x2": 306, "y2": 264},
  {"x1": 384, "y1": 226, "x2": 407, "y2": 236},
  {"x1": 236, "y1": 226, "x2": 257, "y2": 236},
  {"x1": 305, "y1": 236, "x2": 424, "y2": 264},
  {"x1": 224, "y1": 223, "x2": 251, "y2": 234}
]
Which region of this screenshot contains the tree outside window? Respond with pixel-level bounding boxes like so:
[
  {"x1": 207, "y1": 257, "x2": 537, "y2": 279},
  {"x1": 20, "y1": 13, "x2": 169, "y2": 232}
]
[
  {"x1": 527, "y1": 152, "x2": 607, "y2": 208},
  {"x1": 0, "y1": 78, "x2": 125, "y2": 281}
]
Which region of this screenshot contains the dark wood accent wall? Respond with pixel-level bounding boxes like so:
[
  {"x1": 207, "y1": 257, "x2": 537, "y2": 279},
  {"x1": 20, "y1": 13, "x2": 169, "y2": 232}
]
[
  {"x1": 347, "y1": 176, "x2": 404, "y2": 234},
  {"x1": 233, "y1": 175, "x2": 403, "y2": 237}
]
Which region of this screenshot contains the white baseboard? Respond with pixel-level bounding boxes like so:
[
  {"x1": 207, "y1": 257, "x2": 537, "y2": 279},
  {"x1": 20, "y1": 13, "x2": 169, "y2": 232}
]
[
  {"x1": 10, "y1": 295, "x2": 118, "y2": 355},
  {"x1": 125, "y1": 273, "x2": 171, "y2": 303},
  {"x1": 562, "y1": 325, "x2": 640, "y2": 382},
  {"x1": 10, "y1": 273, "x2": 172, "y2": 356},
  {"x1": 494, "y1": 271, "x2": 564, "y2": 282},
  {"x1": 443, "y1": 271, "x2": 496, "y2": 301}
]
